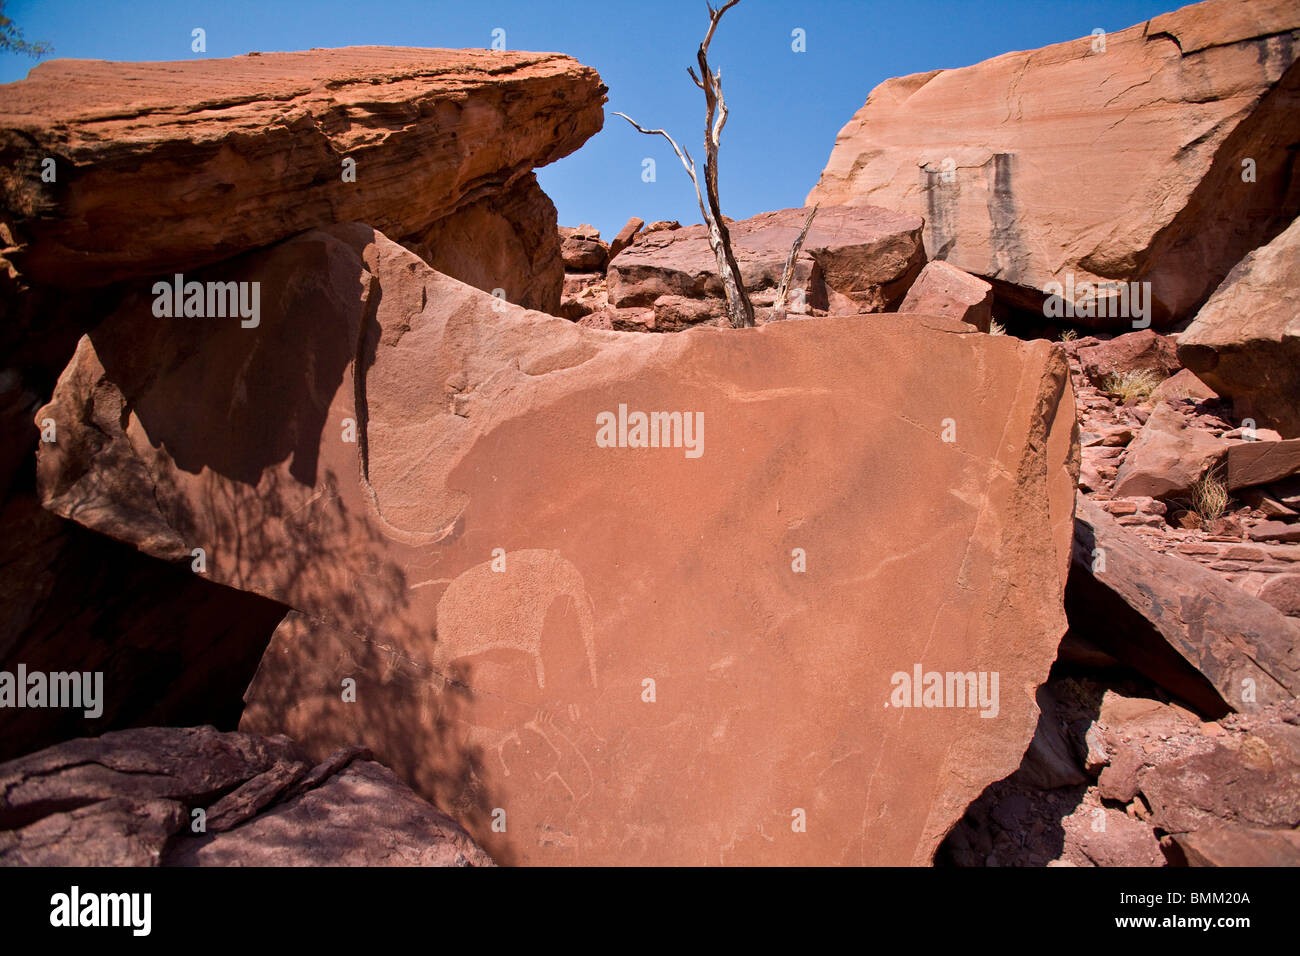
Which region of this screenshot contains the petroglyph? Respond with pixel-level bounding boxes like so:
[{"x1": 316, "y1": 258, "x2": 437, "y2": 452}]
[{"x1": 435, "y1": 549, "x2": 598, "y2": 690}]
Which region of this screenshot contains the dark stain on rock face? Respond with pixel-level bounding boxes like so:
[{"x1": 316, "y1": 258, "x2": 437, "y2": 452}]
[
  {"x1": 1252, "y1": 31, "x2": 1295, "y2": 77},
  {"x1": 922, "y1": 162, "x2": 958, "y2": 262},
  {"x1": 987, "y1": 152, "x2": 1031, "y2": 285}
]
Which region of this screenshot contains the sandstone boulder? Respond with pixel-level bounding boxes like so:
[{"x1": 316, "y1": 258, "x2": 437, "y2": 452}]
[
  {"x1": 558, "y1": 272, "x2": 607, "y2": 321},
  {"x1": 165, "y1": 759, "x2": 494, "y2": 867},
  {"x1": 1178, "y1": 215, "x2": 1300, "y2": 437},
  {"x1": 945, "y1": 682, "x2": 1300, "y2": 866},
  {"x1": 1138, "y1": 707, "x2": 1300, "y2": 836},
  {"x1": 1112, "y1": 402, "x2": 1226, "y2": 499},
  {"x1": 0, "y1": 47, "x2": 606, "y2": 289},
  {"x1": 807, "y1": 0, "x2": 1300, "y2": 327},
  {"x1": 608, "y1": 216, "x2": 645, "y2": 259},
  {"x1": 0, "y1": 727, "x2": 491, "y2": 866},
  {"x1": 607, "y1": 205, "x2": 924, "y2": 319},
  {"x1": 1224, "y1": 437, "x2": 1300, "y2": 491},
  {"x1": 1248, "y1": 520, "x2": 1300, "y2": 544},
  {"x1": 1258, "y1": 576, "x2": 1300, "y2": 617},
  {"x1": 1173, "y1": 824, "x2": 1300, "y2": 866},
  {"x1": 1068, "y1": 494, "x2": 1300, "y2": 715},
  {"x1": 1150, "y1": 369, "x2": 1217, "y2": 404},
  {"x1": 1077, "y1": 331, "x2": 1180, "y2": 389},
  {"x1": 406, "y1": 173, "x2": 563, "y2": 313},
  {"x1": 560, "y1": 235, "x2": 610, "y2": 271},
  {"x1": 897, "y1": 260, "x2": 992, "y2": 332},
  {"x1": 0, "y1": 726, "x2": 306, "y2": 832},
  {"x1": 36, "y1": 222, "x2": 1077, "y2": 866}
]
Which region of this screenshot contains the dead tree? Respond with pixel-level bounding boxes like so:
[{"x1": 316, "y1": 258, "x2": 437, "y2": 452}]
[
  {"x1": 617, "y1": 0, "x2": 800, "y2": 330},
  {"x1": 771, "y1": 204, "x2": 819, "y2": 323}
]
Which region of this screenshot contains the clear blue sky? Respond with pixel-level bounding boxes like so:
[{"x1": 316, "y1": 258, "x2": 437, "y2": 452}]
[{"x1": 2, "y1": 0, "x2": 1184, "y2": 240}]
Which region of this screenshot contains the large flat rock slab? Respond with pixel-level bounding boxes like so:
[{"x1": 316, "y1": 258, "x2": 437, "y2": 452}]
[
  {"x1": 806, "y1": 0, "x2": 1300, "y2": 327},
  {"x1": 36, "y1": 223, "x2": 1077, "y2": 865},
  {"x1": 0, "y1": 47, "x2": 605, "y2": 287}
]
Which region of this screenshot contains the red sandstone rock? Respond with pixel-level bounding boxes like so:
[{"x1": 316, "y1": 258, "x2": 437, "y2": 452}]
[
  {"x1": 1248, "y1": 520, "x2": 1300, "y2": 543},
  {"x1": 943, "y1": 683, "x2": 1300, "y2": 866},
  {"x1": 1068, "y1": 495, "x2": 1300, "y2": 715},
  {"x1": 1150, "y1": 368, "x2": 1218, "y2": 404},
  {"x1": 608, "y1": 217, "x2": 645, "y2": 259},
  {"x1": 1178, "y1": 216, "x2": 1300, "y2": 437},
  {"x1": 1062, "y1": 801, "x2": 1166, "y2": 867},
  {"x1": 807, "y1": 0, "x2": 1300, "y2": 327},
  {"x1": 1140, "y1": 716, "x2": 1300, "y2": 835},
  {"x1": 1112, "y1": 402, "x2": 1227, "y2": 499},
  {"x1": 0, "y1": 728, "x2": 491, "y2": 866},
  {"x1": 406, "y1": 173, "x2": 563, "y2": 314},
  {"x1": 1077, "y1": 331, "x2": 1180, "y2": 388},
  {"x1": 558, "y1": 272, "x2": 607, "y2": 321},
  {"x1": 0, "y1": 726, "x2": 307, "y2": 837},
  {"x1": 1258, "y1": 575, "x2": 1300, "y2": 617},
  {"x1": 1173, "y1": 824, "x2": 1300, "y2": 866},
  {"x1": 648, "y1": 294, "x2": 724, "y2": 331},
  {"x1": 1224, "y1": 438, "x2": 1300, "y2": 491},
  {"x1": 0, "y1": 47, "x2": 606, "y2": 288},
  {"x1": 0, "y1": 797, "x2": 187, "y2": 867},
  {"x1": 607, "y1": 205, "x2": 923, "y2": 318},
  {"x1": 560, "y1": 235, "x2": 610, "y2": 271},
  {"x1": 165, "y1": 759, "x2": 494, "y2": 867},
  {"x1": 897, "y1": 260, "x2": 993, "y2": 332},
  {"x1": 36, "y1": 222, "x2": 1077, "y2": 866}
]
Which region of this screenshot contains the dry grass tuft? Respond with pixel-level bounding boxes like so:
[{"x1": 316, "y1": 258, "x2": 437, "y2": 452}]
[
  {"x1": 1099, "y1": 368, "x2": 1163, "y2": 404},
  {"x1": 1189, "y1": 468, "x2": 1230, "y2": 524}
]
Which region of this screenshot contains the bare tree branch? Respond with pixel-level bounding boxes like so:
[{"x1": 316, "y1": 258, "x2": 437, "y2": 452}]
[
  {"x1": 772, "y1": 205, "x2": 819, "y2": 322},
  {"x1": 613, "y1": 111, "x2": 710, "y2": 227},
  {"x1": 701, "y1": 0, "x2": 742, "y2": 56},
  {"x1": 615, "y1": 0, "x2": 755, "y2": 329}
]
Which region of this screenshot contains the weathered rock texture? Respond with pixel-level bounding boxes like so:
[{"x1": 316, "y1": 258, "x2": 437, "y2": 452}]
[
  {"x1": 36, "y1": 222, "x2": 1078, "y2": 866},
  {"x1": 606, "y1": 204, "x2": 924, "y2": 322},
  {"x1": 807, "y1": 0, "x2": 1300, "y2": 327},
  {"x1": 942, "y1": 680, "x2": 1300, "y2": 867},
  {"x1": 1112, "y1": 402, "x2": 1226, "y2": 499},
  {"x1": 0, "y1": 727, "x2": 492, "y2": 866},
  {"x1": 0, "y1": 47, "x2": 606, "y2": 289},
  {"x1": 898, "y1": 260, "x2": 993, "y2": 332},
  {"x1": 0, "y1": 48, "x2": 606, "y2": 753},
  {"x1": 1077, "y1": 331, "x2": 1180, "y2": 389},
  {"x1": 608, "y1": 216, "x2": 644, "y2": 259},
  {"x1": 405, "y1": 173, "x2": 563, "y2": 314},
  {"x1": 1178, "y1": 215, "x2": 1300, "y2": 437},
  {"x1": 1068, "y1": 494, "x2": 1300, "y2": 716}
]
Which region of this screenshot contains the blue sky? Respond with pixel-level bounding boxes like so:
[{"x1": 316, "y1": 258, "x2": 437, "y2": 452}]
[{"x1": 2, "y1": 0, "x2": 1184, "y2": 240}]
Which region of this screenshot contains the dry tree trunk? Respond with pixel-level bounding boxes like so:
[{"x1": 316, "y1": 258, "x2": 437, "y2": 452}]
[
  {"x1": 686, "y1": 0, "x2": 754, "y2": 329},
  {"x1": 616, "y1": 0, "x2": 756, "y2": 329},
  {"x1": 771, "y1": 204, "x2": 818, "y2": 322}
]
